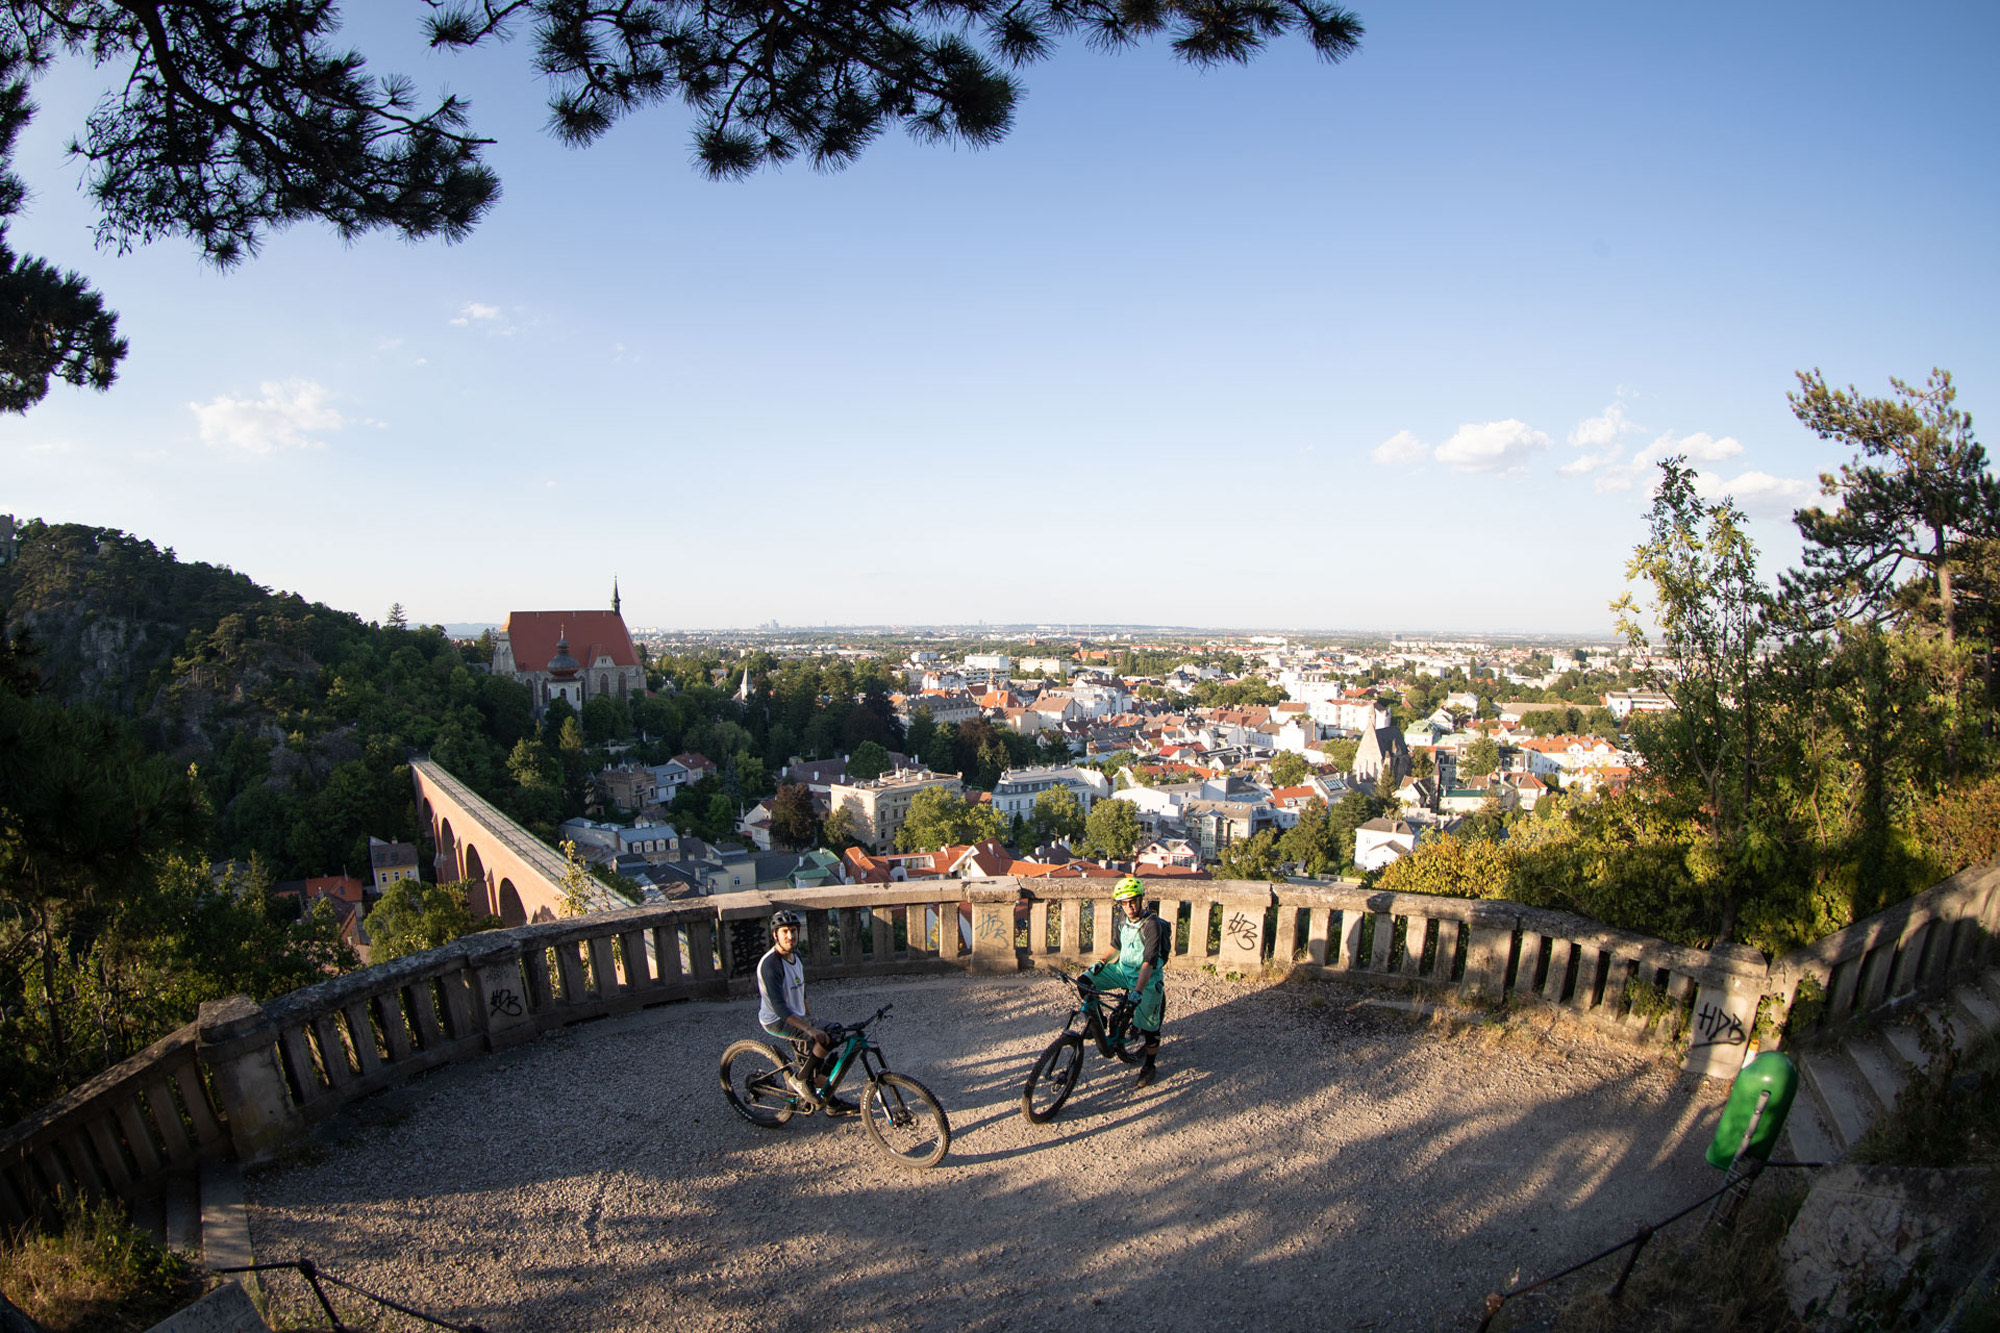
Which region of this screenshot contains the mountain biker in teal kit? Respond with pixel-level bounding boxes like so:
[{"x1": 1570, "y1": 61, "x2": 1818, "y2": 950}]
[
  {"x1": 757, "y1": 910, "x2": 855, "y2": 1115},
  {"x1": 1084, "y1": 876, "x2": 1168, "y2": 1086}
]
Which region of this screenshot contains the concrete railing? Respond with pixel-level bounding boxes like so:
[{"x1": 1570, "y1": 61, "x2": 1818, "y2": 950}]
[
  {"x1": 6, "y1": 867, "x2": 1997, "y2": 1229},
  {"x1": 1771, "y1": 861, "x2": 2000, "y2": 1040}
]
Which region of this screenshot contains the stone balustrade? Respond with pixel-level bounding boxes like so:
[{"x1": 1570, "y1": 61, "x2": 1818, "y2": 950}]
[
  {"x1": 1771, "y1": 861, "x2": 2000, "y2": 1039},
  {"x1": 5, "y1": 867, "x2": 1997, "y2": 1230}
]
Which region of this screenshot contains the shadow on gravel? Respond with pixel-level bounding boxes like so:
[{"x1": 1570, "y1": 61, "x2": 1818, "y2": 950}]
[{"x1": 246, "y1": 969, "x2": 1730, "y2": 1333}]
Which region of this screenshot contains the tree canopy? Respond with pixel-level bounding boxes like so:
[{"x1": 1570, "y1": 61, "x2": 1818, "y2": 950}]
[
  {"x1": 0, "y1": 0, "x2": 1363, "y2": 413},
  {"x1": 1784, "y1": 368, "x2": 1998, "y2": 644}
]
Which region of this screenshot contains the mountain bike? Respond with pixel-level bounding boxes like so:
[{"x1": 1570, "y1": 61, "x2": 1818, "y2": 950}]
[
  {"x1": 1020, "y1": 967, "x2": 1142, "y2": 1124},
  {"x1": 719, "y1": 1004, "x2": 952, "y2": 1168}
]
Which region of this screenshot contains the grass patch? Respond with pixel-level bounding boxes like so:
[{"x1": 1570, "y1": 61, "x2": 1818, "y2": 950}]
[
  {"x1": 0, "y1": 1196, "x2": 199, "y2": 1333},
  {"x1": 1496, "y1": 1174, "x2": 1809, "y2": 1333}
]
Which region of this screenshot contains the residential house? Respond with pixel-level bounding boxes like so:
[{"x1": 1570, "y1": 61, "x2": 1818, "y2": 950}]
[
  {"x1": 559, "y1": 818, "x2": 681, "y2": 862},
  {"x1": 366, "y1": 837, "x2": 420, "y2": 891},
  {"x1": 1354, "y1": 818, "x2": 1419, "y2": 872},
  {"x1": 1134, "y1": 839, "x2": 1200, "y2": 871},
  {"x1": 1604, "y1": 689, "x2": 1674, "y2": 720}
]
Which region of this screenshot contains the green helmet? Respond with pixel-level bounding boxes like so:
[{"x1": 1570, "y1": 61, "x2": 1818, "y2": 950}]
[{"x1": 1113, "y1": 876, "x2": 1144, "y2": 901}]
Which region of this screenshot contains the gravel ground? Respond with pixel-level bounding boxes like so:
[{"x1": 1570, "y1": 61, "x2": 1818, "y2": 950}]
[{"x1": 244, "y1": 970, "x2": 1732, "y2": 1332}]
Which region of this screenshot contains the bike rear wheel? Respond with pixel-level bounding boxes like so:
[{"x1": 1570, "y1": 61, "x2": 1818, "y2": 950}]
[
  {"x1": 860, "y1": 1073, "x2": 951, "y2": 1168},
  {"x1": 720, "y1": 1039, "x2": 796, "y2": 1128},
  {"x1": 1021, "y1": 1034, "x2": 1084, "y2": 1124}
]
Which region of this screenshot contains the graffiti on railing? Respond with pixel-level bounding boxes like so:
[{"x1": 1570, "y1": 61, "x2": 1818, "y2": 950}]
[
  {"x1": 1690, "y1": 1001, "x2": 1746, "y2": 1050},
  {"x1": 728, "y1": 920, "x2": 767, "y2": 977},
  {"x1": 487, "y1": 987, "x2": 523, "y2": 1018},
  {"x1": 975, "y1": 911, "x2": 1011, "y2": 945},
  {"x1": 1225, "y1": 912, "x2": 1260, "y2": 950}
]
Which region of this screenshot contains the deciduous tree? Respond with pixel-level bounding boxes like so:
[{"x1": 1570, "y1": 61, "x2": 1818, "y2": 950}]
[{"x1": 1080, "y1": 796, "x2": 1141, "y2": 862}]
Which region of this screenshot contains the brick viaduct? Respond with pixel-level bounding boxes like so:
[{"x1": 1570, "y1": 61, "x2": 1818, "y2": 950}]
[{"x1": 409, "y1": 758, "x2": 577, "y2": 927}]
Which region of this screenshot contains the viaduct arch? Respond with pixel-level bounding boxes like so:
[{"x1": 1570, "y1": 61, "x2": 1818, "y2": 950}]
[{"x1": 411, "y1": 758, "x2": 582, "y2": 925}]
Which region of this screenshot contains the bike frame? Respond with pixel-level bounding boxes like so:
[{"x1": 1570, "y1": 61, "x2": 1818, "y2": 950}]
[
  {"x1": 815, "y1": 1026, "x2": 887, "y2": 1098},
  {"x1": 1052, "y1": 973, "x2": 1133, "y2": 1060}
]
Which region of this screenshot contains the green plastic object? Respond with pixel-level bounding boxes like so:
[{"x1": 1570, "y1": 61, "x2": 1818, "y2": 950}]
[{"x1": 1706, "y1": 1051, "x2": 1798, "y2": 1169}]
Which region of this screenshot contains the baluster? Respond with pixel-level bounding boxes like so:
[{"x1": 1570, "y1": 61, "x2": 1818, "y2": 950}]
[
  {"x1": 1401, "y1": 916, "x2": 1430, "y2": 979},
  {"x1": 114, "y1": 1100, "x2": 163, "y2": 1178},
  {"x1": 143, "y1": 1080, "x2": 194, "y2": 1166},
  {"x1": 1540, "y1": 940, "x2": 1572, "y2": 1004},
  {"x1": 590, "y1": 935, "x2": 620, "y2": 999},
  {"x1": 84, "y1": 1117, "x2": 134, "y2": 1193},
  {"x1": 343, "y1": 1002, "x2": 384, "y2": 1076},
  {"x1": 1306, "y1": 908, "x2": 1331, "y2": 966},
  {"x1": 1343, "y1": 909, "x2": 1368, "y2": 971},
  {"x1": 311, "y1": 1015, "x2": 355, "y2": 1088}
]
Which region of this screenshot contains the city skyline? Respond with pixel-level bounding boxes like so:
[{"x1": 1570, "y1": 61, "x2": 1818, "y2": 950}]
[{"x1": 2, "y1": 1, "x2": 1994, "y2": 635}]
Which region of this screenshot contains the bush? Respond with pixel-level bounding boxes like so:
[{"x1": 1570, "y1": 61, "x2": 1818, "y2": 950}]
[{"x1": 0, "y1": 1196, "x2": 198, "y2": 1332}]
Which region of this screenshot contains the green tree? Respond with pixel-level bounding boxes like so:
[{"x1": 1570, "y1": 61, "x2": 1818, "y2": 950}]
[
  {"x1": 894, "y1": 786, "x2": 1005, "y2": 852},
  {"x1": 386, "y1": 602, "x2": 409, "y2": 629},
  {"x1": 822, "y1": 805, "x2": 862, "y2": 852},
  {"x1": 904, "y1": 707, "x2": 937, "y2": 760},
  {"x1": 364, "y1": 879, "x2": 498, "y2": 962},
  {"x1": 1276, "y1": 799, "x2": 1341, "y2": 875},
  {"x1": 581, "y1": 694, "x2": 632, "y2": 745},
  {"x1": 1216, "y1": 828, "x2": 1283, "y2": 881},
  {"x1": 848, "y1": 739, "x2": 891, "y2": 782},
  {"x1": 1268, "y1": 751, "x2": 1310, "y2": 787},
  {"x1": 1375, "y1": 833, "x2": 1513, "y2": 898},
  {"x1": 1080, "y1": 796, "x2": 1142, "y2": 862},
  {"x1": 1029, "y1": 785, "x2": 1085, "y2": 846},
  {"x1": 1460, "y1": 737, "x2": 1500, "y2": 779},
  {"x1": 1785, "y1": 369, "x2": 1997, "y2": 645},
  {"x1": 1612, "y1": 457, "x2": 1771, "y2": 944},
  {"x1": 769, "y1": 783, "x2": 820, "y2": 851}
]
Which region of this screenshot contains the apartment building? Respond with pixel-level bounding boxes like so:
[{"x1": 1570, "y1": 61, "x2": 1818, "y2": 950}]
[{"x1": 829, "y1": 768, "x2": 965, "y2": 850}]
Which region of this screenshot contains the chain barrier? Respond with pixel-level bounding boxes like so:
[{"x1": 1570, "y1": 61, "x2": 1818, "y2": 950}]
[
  {"x1": 211, "y1": 1260, "x2": 488, "y2": 1333},
  {"x1": 1472, "y1": 1161, "x2": 1824, "y2": 1332}
]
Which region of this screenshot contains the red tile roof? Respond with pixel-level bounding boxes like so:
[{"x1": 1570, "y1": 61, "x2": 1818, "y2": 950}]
[{"x1": 504, "y1": 610, "x2": 639, "y2": 672}]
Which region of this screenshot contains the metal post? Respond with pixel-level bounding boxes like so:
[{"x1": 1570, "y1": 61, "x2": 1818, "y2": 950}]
[
  {"x1": 1705, "y1": 1089, "x2": 1770, "y2": 1231},
  {"x1": 1605, "y1": 1225, "x2": 1654, "y2": 1299}
]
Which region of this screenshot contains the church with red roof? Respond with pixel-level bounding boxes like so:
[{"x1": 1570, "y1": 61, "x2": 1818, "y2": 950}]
[{"x1": 491, "y1": 583, "x2": 645, "y2": 715}]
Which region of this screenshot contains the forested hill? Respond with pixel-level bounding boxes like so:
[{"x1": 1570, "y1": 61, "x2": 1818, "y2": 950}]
[{"x1": 0, "y1": 519, "x2": 531, "y2": 877}]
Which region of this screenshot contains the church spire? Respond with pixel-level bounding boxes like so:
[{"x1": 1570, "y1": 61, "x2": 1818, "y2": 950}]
[{"x1": 612, "y1": 577, "x2": 621, "y2": 617}]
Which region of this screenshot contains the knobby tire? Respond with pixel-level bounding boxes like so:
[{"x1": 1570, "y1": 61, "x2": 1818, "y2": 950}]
[
  {"x1": 860, "y1": 1072, "x2": 951, "y2": 1168},
  {"x1": 1021, "y1": 1034, "x2": 1084, "y2": 1124},
  {"x1": 720, "y1": 1039, "x2": 795, "y2": 1128}
]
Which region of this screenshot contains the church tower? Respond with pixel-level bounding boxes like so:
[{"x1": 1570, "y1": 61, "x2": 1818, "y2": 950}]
[{"x1": 612, "y1": 577, "x2": 621, "y2": 617}]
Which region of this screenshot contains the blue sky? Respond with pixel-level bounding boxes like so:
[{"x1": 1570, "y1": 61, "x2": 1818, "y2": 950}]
[{"x1": 3, "y1": 1, "x2": 1995, "y2": 635}]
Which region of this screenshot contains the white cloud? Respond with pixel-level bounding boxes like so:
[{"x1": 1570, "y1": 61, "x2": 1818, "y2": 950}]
[
  {"x1": 1436, "y1": 419, "x2": 1550, "y2": 473},
  {"x1": 1661, "y1": 430, "x2": 1744, "y2": 463},
  {"x1": 1372, "y1": 429, "x2": 1430, "y2": 466},
  {"x1": 1692, "y1": 469, "x2": 1812, "y2": 517},
  {"x1": 1570, "y1": 402, "x2": 1643, "y2": 448},
  {"x1": 451, "y1": 302, "x2": 501, "y2": 326},
  {"x1": 188, "y1": 380, "x2": 345, "y2": 454}
]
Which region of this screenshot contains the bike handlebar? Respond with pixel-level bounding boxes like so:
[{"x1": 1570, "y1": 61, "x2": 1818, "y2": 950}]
[{"x1": 825, "y1": 1004, "x2": 894, "y2": 1041}]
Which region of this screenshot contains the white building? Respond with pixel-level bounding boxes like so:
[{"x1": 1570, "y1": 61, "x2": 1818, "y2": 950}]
[{"x1": 992, "y1": 765, "x2": 1113, "y2": 822}]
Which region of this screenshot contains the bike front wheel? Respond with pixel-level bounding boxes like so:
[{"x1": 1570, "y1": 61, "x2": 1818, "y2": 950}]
[
  {"x1": 719, "y1": 1039, "x2": 796, "y2": 1128},
  {"x1": 1106, "y1": 1005, "x2": 1144, "y2": 1065},
  {"x1": 1021, "y1": 1035, "x2": 1084, "y2": 1124},
  {"x1": 860, "y1": 1073, "x2": 951, "y2": 1168}
]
